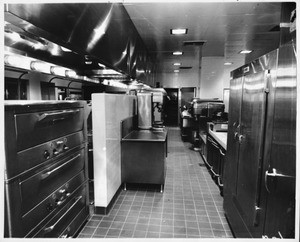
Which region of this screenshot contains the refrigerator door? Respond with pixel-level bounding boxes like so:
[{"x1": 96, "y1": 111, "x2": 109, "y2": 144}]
[
  {"x1": 224, "y1": 49, "x2": 279, "y2": 238},
  {"x1": 223, "y1": 76, "x2": 248, "y2": 235},
  {"x1": 234, "y1": 70, "x2": 269, "y2": 237},
  {"x1": 224, "y1": 76, "x2": 243, "y2": 194},
  {"x1": 262, "y1": 40, "x2": 296, "y2": 238}
]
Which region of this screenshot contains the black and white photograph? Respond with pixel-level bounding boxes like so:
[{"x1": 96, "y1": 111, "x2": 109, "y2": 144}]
[{"x1": 1, "y1": 0, "x2": 298, "y2": 240}]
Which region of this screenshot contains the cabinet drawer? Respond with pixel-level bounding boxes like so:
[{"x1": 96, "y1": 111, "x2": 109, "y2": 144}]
[
  {"x1": 15, "y1": 107, "x2": 84, "y2": 152},
  {"x1": 34, "y1": 183, "x2": 88, "y2": 238},
  {"x1": 20, "y1": 148, "x2": 85, "y2": 216}
]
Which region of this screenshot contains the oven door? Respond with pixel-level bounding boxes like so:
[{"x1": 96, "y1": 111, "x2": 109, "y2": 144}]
[
  {"x1": 15, "y1": 107, "x2": 84, "y2": 152},
  {"x1": 19, "y1": 147, "x2": 85, "y2": 216}
]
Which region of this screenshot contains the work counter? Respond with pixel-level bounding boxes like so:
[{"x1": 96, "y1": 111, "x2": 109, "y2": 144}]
[
  {"x1": 122, "y1": 129, "x2": 167, "y2": 142},
  {"x1": 208, "y1": 129, "x2": 227, "y2": 150},
  {"x1": 121, "y1": 129, "x2": 168, "y2": 192}
]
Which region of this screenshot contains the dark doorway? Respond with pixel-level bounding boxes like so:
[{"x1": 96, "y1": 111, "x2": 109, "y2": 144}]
[
  {"x1": 180, "y1": 87, "x2": 195, "y2": 109},
  {"x1": 165, "y1": 88, "x2": 179, "y2": 126}
]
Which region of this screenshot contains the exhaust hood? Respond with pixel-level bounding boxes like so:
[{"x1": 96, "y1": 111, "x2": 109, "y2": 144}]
[{"x1": 4, "y1": 3, "x2": 154, "y2": 84}]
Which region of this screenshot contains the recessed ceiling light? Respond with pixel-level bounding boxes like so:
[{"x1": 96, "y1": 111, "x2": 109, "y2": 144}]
[
  {"x1": 224, "y1": 62, "x2": 233, "y2": 65},
  {"x1": 174, "y1": 70, "x2": 179, "y2": 73},
  {"x1": 239, "y1": 50, "x2": 253, "y2": 54},
  {"x1": 170, "y1": 28, "x2": 188, "y2": 35},
  {"x1": 173, "y1": 51, "x2": 183, "y2": 56},
  {"x1": 173, "y1": 63, "x2": 181, "y2": 66}
]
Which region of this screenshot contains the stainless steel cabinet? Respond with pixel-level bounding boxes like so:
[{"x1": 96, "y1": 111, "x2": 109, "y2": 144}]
[
  {"x1": 121, "y1": 130, "x2": 167, "y2": 192},
  {"x1": 223, "y1": 40, "x2": 296, "y2": 238},
  {"x1": 206, "y1": 134, "x2": 225, "y2": 195}
]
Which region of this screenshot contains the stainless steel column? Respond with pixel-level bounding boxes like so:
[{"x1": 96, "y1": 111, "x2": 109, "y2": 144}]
[{"x1": 137, "y1": 92, "x2": 153, "y2": 129}]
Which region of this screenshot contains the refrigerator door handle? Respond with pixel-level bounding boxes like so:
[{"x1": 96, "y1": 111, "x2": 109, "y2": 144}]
[
  {"x1": 266, "y1": 168, "x2": 294, "y2": 178},
  {"x1": 234, "y1": 132, "x2": 239, "y2": 140},
  {"x1": 233, "y1": 123, "x2": 240, "y2": 141},
  {"x1": 238, "y1": 134, "x2": 245, "y2": 144},
  {"x1": 265, "y1": 168, "x2": 295, "y2": 193}
]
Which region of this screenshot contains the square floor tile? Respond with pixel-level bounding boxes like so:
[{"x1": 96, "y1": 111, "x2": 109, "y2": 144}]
[{"x1": 78, "y1": 128, "x2": 233, "y2": 239}]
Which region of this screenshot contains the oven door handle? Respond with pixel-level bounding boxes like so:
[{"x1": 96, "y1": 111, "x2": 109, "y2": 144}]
[
  {"x1": 43, "y1": 195, "x2": 83, "y2": 234},
  {"x1": 38, "y1": 109, "x2": 80, "y2": 123},
  {"x1": 40, "y1": 154, "x2": 81, "y2": 180}
]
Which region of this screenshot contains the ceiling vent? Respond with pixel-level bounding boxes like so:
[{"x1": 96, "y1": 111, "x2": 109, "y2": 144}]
[
  {"x1": 179, "y1": 66, "x2": 192, "y2": 69},
  {"x1": 183, "y1": 40, "x2": 207, "y2": 46}
]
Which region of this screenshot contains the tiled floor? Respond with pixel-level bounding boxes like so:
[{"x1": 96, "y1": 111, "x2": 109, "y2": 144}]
[{"x1": 77, "y1": 127, "x2": 233, "y2": 238}]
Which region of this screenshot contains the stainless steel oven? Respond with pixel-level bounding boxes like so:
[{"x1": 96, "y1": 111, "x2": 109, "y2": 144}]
[{"x1": 4, "y1": 101, "x2": 90, "y2": 238}]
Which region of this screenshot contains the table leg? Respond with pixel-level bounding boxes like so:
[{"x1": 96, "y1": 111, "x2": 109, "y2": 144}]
[{"x1": 124, "y1": 183, "x2": 127, "y2": 191}]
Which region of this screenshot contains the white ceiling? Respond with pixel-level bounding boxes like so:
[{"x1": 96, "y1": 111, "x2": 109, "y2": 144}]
[{"x1": 124, "y1": 2, "x2": 281, "y2": 73}]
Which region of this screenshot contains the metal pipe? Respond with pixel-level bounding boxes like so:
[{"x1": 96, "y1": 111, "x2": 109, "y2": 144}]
[
  {"x1": 48, "y1": 77, "x2": 64, "y2": 83},
  {"x1": 17, "y1": 72, "x2": 28, "y2": 99},
  {"x1": 67, "y1": 81, "x2": 75, "y2": 89},
  {"x1": 196, "y1": 46, "x2": 203, "y2": 98}
]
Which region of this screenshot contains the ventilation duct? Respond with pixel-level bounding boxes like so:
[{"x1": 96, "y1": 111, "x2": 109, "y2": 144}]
[{"x1": 183, "y1": 40, "x2": 206, "y2": 97}]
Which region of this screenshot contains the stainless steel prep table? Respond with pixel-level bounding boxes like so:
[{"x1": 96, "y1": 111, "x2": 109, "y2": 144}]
[
  {"x1": 208, "y1": 130, "x2": 227, "y2": 150},
  {"x1": 121, "y1": 129, "x2": 168, "y2": 192}
]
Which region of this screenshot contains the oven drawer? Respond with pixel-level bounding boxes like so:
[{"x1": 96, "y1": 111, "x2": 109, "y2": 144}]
[
  {"x1": 34, "y1": 183, "x2": 87, "y2": 238},
  {"x1": 22, "y1": 172, "x2": 86, "y2": 237},
  {"x1": 59, "y1": 205, "x2": 89, "y2": 238},
  {"x1": 19, "y1": 148, "x2": 85, "y2": 216},
  {"x1": 6, "y1": 132, "x2": 85, "y2": 180},
  {"x1": 15, "y1": 107, "x2": 84, "y2": 152}
]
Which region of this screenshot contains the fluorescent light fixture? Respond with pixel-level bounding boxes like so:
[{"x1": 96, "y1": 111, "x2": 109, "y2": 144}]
[
  {"x1": 85, "y1": 61, "x2": 93, "y2": 65},
  {"x1": 105, "y1": 80, "x2": 127, "y2": 88},
  {"x1": 239, "y1": 49, "x2": 253, "y2": 54},
  {"x1": 8, "y1": 32, "x2": 22, "y2": 42},
  {"x1": 50, "y1": 66, "x2": 67, "y2": 76},
  {"x1": 98, "y1": 63, "x2": 106, "y2": 68},
  {"x1": 170, "y1": 28, "x2": 187, "y2": 35},
  {"x1": 4, "y1": 54, "x2": 32, "y2": 70},
  {"x1": 30, "y1": 61, "x2": 51, "y2": 74},
  {"x1": 173, "y1": 63, "x2": 181, "y2": 66},
  {"x1": 83, "y1": 76, "x2": 100, "y2": 84},
  {"x1": 174, "y1": 70, "x2": 179, "y2": 73},
  {"x1": 173, "y1": 51, "x2": 183, "y2": 56},
  {"x1": 224, "y1": 62, "x2": 233, "y2": 65},
  {"x1": 61, "y1": 46, "x2": 72, "y2": 52},
  {"x1": 49, "y1": 44, "x2": 60, "y2": 56},
  {"x1": 65, "y1": 70, "x2": 78, "y2": 78},
  {"x1": 101, "y1": 69, "x2": 122, "y2": 75}
]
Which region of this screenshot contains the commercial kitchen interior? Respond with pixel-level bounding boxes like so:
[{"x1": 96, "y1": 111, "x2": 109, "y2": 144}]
[{"x1": 2, "y1": 1, "x2": 298, "y2": 240}]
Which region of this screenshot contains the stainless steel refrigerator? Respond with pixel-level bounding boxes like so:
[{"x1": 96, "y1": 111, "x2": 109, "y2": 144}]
[{"x1": 223, "y1": 39, "x2": 296, "y2": 238}]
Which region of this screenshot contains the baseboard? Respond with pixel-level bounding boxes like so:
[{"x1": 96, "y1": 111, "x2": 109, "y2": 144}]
[{"x1": 93, "y1": 185, "x2": 123, "y2": 215}]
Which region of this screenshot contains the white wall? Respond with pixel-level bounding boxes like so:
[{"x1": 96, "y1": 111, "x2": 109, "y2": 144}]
[
  {"x1": 158, "y1": 56, "x2": 242, "y2": 103},
  {"x1": 92, "y1": 93, "x2": 137, "y2": 208},
  {"x1": 159, "y1": 70, "x2": 199, "y2": 88},
  {"x1": 199, "y1": 57, "x2": 225, "y2": 99}
]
